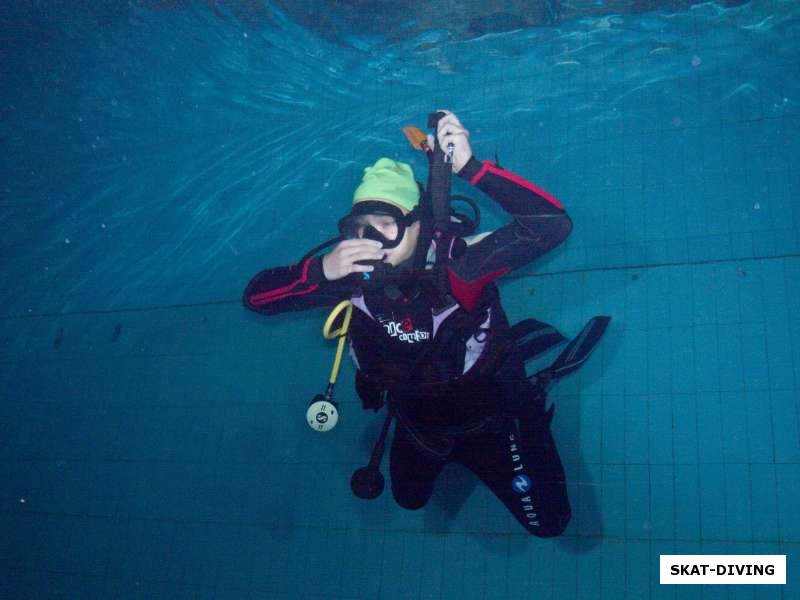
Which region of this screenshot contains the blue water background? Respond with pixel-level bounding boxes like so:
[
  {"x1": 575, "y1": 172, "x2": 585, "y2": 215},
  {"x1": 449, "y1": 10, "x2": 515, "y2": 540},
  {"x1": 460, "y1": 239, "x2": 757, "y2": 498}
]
[{"x1": 1, "y1": 1, "x2": 799, "y2": 598}]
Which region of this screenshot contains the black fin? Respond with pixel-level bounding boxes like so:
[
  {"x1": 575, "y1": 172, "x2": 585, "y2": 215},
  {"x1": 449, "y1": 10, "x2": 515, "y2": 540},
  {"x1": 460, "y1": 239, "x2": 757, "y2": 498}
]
[
  {"x1": 510, "y1": 318, "x2": 567, "y2": 362},
  {"x1": 531, "y1": 316, "x2": 611, "y2": 388}
]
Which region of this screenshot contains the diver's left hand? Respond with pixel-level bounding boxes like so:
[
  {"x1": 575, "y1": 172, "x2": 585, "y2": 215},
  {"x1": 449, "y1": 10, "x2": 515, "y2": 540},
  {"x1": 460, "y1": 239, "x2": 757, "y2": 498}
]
[{"x1": 426, "y1": 110, "x2": 472, "y2": 174}]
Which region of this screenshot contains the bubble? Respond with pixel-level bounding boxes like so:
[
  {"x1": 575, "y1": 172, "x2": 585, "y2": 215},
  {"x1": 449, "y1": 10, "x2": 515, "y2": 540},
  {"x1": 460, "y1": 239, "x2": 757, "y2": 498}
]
[
  {"x1": 101, "y1": 223, "x2": 106, "y2": 229},
  {"x1": 753, "y1": 202, "x2": 760, "y2": 210},
  {"x1": 691, "y1": 55, "x2": 701, "y2": 67},
  {"x1": 20, "y1": 497, "x2": 26, "y2": 504},
  {"x1": 64, "y1": 238, "x2": 71, "y2": 244},
  {"x1": 243, "y1": 32, "x2": 248, "y2": 38}
]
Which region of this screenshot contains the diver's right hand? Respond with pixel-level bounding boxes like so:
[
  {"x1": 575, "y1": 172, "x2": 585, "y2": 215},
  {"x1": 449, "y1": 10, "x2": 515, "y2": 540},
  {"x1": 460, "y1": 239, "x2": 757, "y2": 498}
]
[{"x1": 322, "y1": 239, "x2": 384, "y2": 281}]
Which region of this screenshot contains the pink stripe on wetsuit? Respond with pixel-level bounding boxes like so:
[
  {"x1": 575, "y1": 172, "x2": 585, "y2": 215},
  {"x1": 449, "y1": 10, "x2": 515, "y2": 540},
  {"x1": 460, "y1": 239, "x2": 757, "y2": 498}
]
[
  {"x1": 248, "y1": 257, "x2": 318, "y2": 306},
  {"x1": 470, "y1": 160, "x2": 563, "y2": 210}
]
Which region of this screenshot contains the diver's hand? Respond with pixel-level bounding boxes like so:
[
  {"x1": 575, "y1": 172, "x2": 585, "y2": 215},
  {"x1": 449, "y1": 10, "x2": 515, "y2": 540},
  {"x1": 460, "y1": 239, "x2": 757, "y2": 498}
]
[
  {"x1": 426, "y1": 110, "x2": 473, "y2": 174},
  {"x1": 322, "y1": 239, "x2": 384, "y2": 281}
]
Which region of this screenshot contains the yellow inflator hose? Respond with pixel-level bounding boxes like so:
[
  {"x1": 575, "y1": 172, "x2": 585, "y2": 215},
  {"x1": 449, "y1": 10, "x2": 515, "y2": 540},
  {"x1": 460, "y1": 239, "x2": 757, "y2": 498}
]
[{"x1": 322, "y1": 300, "x2": 353, "y2": 386}]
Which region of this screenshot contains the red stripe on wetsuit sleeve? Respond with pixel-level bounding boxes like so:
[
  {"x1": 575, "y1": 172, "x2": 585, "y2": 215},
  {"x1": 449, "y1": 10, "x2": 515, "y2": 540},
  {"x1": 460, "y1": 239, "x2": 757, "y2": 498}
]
[
  {"x1": 249, "y1": 257, "x2": 319, "y2": 306},
  {"x1": 470, "y1": 160, "x2": 564, "y2": 210},
  {"x1": 469, "y1": 161, "x2": 492, "y2": 186}
]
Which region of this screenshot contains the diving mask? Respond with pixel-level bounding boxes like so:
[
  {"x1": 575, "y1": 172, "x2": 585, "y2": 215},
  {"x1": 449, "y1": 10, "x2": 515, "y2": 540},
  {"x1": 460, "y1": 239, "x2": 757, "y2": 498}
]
[{"x1": 338, "y1": 201, "x2": 419, "y2": 250}]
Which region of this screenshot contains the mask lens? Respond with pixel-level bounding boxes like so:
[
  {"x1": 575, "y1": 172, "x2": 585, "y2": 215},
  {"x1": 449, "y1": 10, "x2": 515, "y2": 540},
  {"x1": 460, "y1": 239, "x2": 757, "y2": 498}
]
[
  {"x1": 338, "y1": 204, "x2": 410, "y2": 250},
  {"x1": 339, "y1": 214, "x2": 403, "y2": 249},
  {"x1": 354, "y1": 215, "x2": 398, "y2": 241}
]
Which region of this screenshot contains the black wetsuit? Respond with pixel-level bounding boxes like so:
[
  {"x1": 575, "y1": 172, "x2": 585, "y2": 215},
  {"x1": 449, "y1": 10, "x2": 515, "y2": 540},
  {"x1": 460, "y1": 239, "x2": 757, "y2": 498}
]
[{"x1": 243, "y1": 157, "x2": 573, "y2": 536}]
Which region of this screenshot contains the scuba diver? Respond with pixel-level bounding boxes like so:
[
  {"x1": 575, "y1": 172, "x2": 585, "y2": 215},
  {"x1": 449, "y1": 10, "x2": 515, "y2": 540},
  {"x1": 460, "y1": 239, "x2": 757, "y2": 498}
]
[{"x1": 243, "y1": 111, "x2": 609, "y2": 537}]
